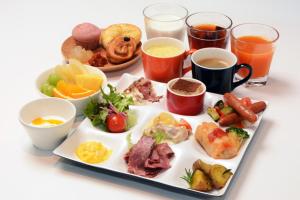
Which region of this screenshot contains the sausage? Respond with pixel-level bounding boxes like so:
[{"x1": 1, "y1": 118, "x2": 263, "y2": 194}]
[
  {"x1": 224, "y1": 93, "x2": 257, "y2": 123},
  {"x1": 249, "y1": 101, "x2": 267, "y2": 113},
  {"x1": 219, "y1": 101, "x2": 267, "y2": 126},
  {"x1": 219, "y1": 113, "x2": 241, "y2": 126}
]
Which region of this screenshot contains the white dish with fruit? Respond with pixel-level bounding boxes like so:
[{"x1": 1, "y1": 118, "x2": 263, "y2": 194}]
[{"x1": 36, "y1": 59, "x2": 107, "y2": 115}]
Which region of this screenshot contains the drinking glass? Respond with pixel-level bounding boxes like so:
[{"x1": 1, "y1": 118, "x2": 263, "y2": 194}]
[
  {"x1": 143, "y1": 3, "x2": 188, "y2": 41},
  {"x1": 185, "y1": 12, "x2": 232, "y2": 49},
  {"x1": 231, "y1": 23, "x2": 279, "y2": 86}
]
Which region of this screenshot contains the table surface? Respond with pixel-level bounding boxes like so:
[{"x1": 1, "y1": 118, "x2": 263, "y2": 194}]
[{"x1": 1, "y1": 0, "x2": 299, "y2": 199}]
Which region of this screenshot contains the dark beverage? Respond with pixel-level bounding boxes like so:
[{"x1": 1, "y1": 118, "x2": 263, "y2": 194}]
[{"x1": 187, "y1": 24, "x2": 228, "y2": 49}]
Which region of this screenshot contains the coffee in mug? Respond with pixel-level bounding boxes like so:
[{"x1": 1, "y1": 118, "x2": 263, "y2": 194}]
[
  {"x1": 196, "y1": 58, "x2": 230, "y2": 68},
  {"x1": 191, "y1": 48, "x2": 252, "y2": 94}
]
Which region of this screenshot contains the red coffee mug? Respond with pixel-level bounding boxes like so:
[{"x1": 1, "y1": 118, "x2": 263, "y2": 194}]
[
  {"x1": 142, "y1": 37, "x2": 196, "y2": 83},
  {"x1": 167, "y1": 77, "x2": 206, "y2": 115}
]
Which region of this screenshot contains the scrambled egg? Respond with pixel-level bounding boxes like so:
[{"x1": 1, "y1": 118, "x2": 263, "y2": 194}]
[{"x1": 76, "y1": 141, "x2": 112, "y2": 164}]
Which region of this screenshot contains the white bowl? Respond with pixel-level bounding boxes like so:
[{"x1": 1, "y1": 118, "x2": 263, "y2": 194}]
[
  {"x1": 19, "y1": 97, "x2": 76, "y2": 151},
  {"x1": 36, "y1": 65, "x2": 107, "y2": 116}
]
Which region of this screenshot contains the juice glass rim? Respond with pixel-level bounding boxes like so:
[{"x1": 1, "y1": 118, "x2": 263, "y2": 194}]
[
  {"x1": 231, "y1": 23, "x2": 280, "y2": 44},
  {"x1": 143, "y1": 3, "x2": 188, "y2": 22},
  {"x1": 185, "y1": 11, "x2": 233, "y2": 32}
]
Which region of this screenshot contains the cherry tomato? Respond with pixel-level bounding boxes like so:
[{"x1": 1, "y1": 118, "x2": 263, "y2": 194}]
[
  {"x1": 177, "y1": 119, "x2": 192, "y2": 131},
  {"x1": 106, "y1": 113, "x2": 126, "y2": 133},
  {"x1": 240, "y1": 97, "x2": 252, "y2": 107}
]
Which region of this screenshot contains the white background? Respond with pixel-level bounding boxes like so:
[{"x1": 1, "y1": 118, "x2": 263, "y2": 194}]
[{"x1": 1, "y1": 0, "x2": 299, "y2": 199}]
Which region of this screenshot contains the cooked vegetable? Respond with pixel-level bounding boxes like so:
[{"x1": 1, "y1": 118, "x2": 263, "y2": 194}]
[
  {"x1": 190, "y1": 170, "x2": 213, "y2": 191},
  {"x1": 192, "y1": 159, "x2": 212, "y2": 175},
  {"x1": 214, "y1": 100, "x2": 224, "y2": 109},
  {"x1": 209, "y1": 164, "x2": 233, "y2": 189},
  {"x1": 207, "y1": 107, "x2": 220, "y2": 121},
  {"x1": 220, "y1": 106, "x2": 234, "y2": 115},
  {"x1": 182, "y1": 160, "x2": 233, "y2": 192},
  {"x1": 226, "y1": 127, "x2": 249, "y2": 139}
]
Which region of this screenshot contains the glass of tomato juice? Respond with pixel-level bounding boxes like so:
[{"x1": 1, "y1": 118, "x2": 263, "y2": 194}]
[{"x1": 231, "y1": 23, "x2": 279, "y2": 86}]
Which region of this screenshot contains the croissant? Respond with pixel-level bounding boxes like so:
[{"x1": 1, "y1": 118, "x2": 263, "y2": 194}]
[{"x1": 106, "y1": 36, "x2": 137, "y2": 64}]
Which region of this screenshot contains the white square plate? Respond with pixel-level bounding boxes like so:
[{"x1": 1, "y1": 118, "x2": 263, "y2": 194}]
[{"x1": 54, "y1": 73, "x2": 266, "y2": 197}]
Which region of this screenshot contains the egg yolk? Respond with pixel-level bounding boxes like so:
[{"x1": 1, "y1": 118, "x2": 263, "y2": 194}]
[
  {"x1": 31, "y1": 117, "x2": 64, "y2": 126},
  {"x1": 76, "y1": 141, "x2": 112, "y2": 164}
]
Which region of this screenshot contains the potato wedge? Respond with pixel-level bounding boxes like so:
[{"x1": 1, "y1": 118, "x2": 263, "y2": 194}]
[
  {"x1": 209, "y1": 164, "x2": 233, "y2": 189},
  {"x1": 192, "y1": 159, "x2": 212, "y2": 175},
  {"x1": 190, "y1": 170, "x2": 213, "y2": 192}
]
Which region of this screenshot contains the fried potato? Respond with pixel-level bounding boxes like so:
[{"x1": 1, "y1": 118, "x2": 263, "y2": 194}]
[
  {"x1": 192, "y1": 159, "x2": 212, "y2": 175},
  {"x1": 190, "y1": 170, "x2": 213, "y2": 192},
  {"x1": 209, "y1": 164, "x2": 233, "y2": 189},
  {"x1": 100, "y1": 23, "x2": 141, "y2": 49}
]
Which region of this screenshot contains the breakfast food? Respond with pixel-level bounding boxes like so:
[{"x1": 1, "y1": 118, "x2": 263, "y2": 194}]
[
  {"x1": 207, "y1": 93, "x2": 267, "y2": 127},
  {"x1": 167, "y1": 78, "x2": 206, "y2": 115},
  {"x1": 145, "y1": 44, "x2": 182, "y2": 58},
  {"x1": 124, "y1": 77, "x2": 162, "y2": 104},
  {"x1": 224, "y1": 93, "x2": 257, "y2": 122},
  {"x1": 181, "y1": 159, "x2": 233, "y2": 192},
  {"x1": 40, "y1": 59, "x2": 103, "y2": 99},
  {"x1": 143, "y1": 112, "x2": 192, "y2": 144},
  {"x1": 88, "y1": 51, "x2": 108, "y2": 67},
  {"x1": 69, "y1": 46, "x2": 94, "y2": 64},
  {"x1": 195, "y1": 122, "x2": 249, "y2": 159},
  {"x1": 106, "y1": 36, "x2": 137, "y2": 64},
  {"x1": 84, "y1": 84, "x2": 137, "y2": 133},
  {"x1": 100, "y1": 23, "x2": 141, "y2": 49},
  {"x1": 76, "y1": 141, "x2": 111, "y2": 164},
  {"x1": 124, "y1": 136, "x2": 174, "y2": 178},
  {"x1": 31, "y1": 116, "x2": 65, "y2": 127},
  {"x1": 62, "y1": 23, "x2": 142, "y2": 68},
  {"x1": 170, "y1": 78, "x2": 203, "y2": 95},
  {"x1": 72, "y1": 23, "x2": 101, "y2": 50}
]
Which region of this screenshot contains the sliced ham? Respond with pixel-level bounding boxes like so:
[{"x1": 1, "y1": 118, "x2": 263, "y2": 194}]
[
  {"x1": 124, "y1": 78, "x2": 162, "y2": 104},
  {"x1": 145, "y1": 143, "x2": 174, "y2": 169},
  {"x1": 124, "y1": 136, "x2": 174, "y2": 178},
  {"x1": 125, "y1": 136, "x2": 155, "y2": 176}
]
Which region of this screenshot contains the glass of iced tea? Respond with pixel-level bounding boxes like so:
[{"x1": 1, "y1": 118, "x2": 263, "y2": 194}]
[
  {"x1": 185, "y1": 12, "x2": 232, "y2": 49},
  {"x1": 231, "y1": 23, "x2": 279, "y2": 86}
]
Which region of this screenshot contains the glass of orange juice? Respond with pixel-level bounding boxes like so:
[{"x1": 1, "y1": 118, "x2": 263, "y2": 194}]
[{"x1": 231, "y1": 23, "x2": 279, "y2": 86}]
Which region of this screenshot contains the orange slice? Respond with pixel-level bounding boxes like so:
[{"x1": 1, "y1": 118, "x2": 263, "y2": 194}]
[
  {"x1": 56, "y1": 80, "x2": 87, "y2": 96},
  {"x1": 70, "y1": 90, "x2": 95, "y2": 99},
  {"x1": 53, "y1": 88, "x2": 72, "y2": 99},
  {"x1": 75, "y1": 74, "x2": 103, "y2": 91}
]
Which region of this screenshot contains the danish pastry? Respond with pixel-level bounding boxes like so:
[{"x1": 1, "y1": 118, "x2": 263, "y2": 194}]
[
  {"x1": 100, "y1": 23, "x2": 141, "y2": 49},
  {"x1": 106, "y1": 36, "x2": 137, "y2": 64}
]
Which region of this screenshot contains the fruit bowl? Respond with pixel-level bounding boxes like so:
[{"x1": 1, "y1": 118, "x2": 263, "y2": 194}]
[{"x1": 36, "y1": 64, "x2": 107, "y2": 116}]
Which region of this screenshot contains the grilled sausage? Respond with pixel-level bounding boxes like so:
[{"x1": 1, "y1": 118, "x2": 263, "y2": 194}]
[
  {"x1": 249, "y1": 101, "x2": 267, "y2": 113},
  {"x1": 219, "y1": 113, "x2": 241, "y2": 126},
  {"x1": 224, "y1": 93, "x2": 257, "y2": 123},
  {"x1": 219, "y1": 101, "x2": 267, "y2": 126}
]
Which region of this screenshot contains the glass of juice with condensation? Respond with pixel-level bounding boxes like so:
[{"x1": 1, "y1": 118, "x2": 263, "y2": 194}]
[{"x1": 231, "y1": 23, "x2": 279, "y2": 86}]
